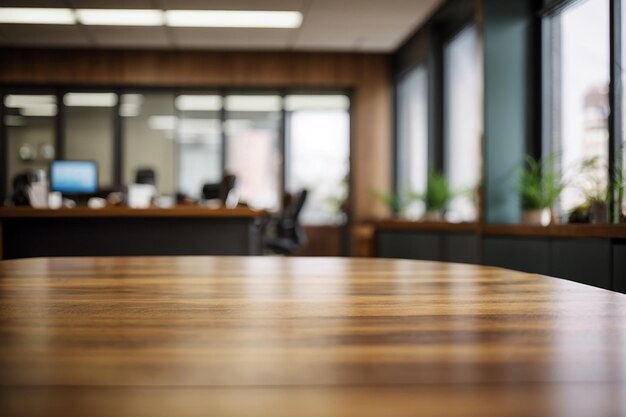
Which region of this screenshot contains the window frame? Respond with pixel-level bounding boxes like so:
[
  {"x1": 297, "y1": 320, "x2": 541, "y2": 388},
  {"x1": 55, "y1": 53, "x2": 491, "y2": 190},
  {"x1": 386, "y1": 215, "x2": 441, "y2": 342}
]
[{"x1": 540, "y1": 0, "x2": 623, "y2": 222}]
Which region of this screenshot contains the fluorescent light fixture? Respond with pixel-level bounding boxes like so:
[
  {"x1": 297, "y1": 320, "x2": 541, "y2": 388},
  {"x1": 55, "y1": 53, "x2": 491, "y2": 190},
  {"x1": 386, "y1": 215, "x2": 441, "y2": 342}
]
[
  {"x1": 64, "y1": 93, "x2": 117, "y2": 107},
  {"x1": 225, "y1": 95, "x2": 282, "y2": 112},
  {"x1": 121, "y1": 94, "x2": 145, "y2": 105},
  {"x1": 4, "y1": 95, "x2": 55, "y2": 108},
  {"x1": 76, "y1": 9, "x2": 164, "y2": 26},
  {"x1": 165, "y1": 10, "x2": 302, "y2": 28},
  {"x1": 20, "y1": 104, "x2": 57, "y2": 117},
  {"x1": 119, "y1": 104, "x2": 140, "y2": 117},
  {"x1": 119, "y1": 94, "x2": 143, "y2": 117},
  {"x1": 175, "y1": 95, "x2": 222, "y2": 112},
  {"x1": 0, "y1": 8, "x2": 76, "y2": 25},
  {"x1": 285, "y1": 95, "x2": 350, "y2": 111},
  {"x1": 148, "y1": 115, "x2": 177, "y2": 130}
]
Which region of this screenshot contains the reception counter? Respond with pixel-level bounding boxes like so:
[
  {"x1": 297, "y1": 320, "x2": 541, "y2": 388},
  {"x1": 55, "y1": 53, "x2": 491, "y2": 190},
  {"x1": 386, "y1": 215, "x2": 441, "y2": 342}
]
[{"x1": 0, "y1": 206, "x2": 268, "y2": 260}]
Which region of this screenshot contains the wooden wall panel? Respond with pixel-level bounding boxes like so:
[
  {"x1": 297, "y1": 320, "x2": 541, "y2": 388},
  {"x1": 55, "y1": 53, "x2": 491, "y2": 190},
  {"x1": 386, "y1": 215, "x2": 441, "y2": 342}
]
[{"x1": 0, "y1": 48, "x2": 392, "y2": 222}]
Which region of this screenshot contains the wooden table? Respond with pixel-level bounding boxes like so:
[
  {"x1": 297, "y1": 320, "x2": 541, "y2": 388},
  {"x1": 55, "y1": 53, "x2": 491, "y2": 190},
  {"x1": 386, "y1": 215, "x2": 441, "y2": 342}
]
[
  {"x1": 1, "y1": 256, "x2": 625, "y2": 417},
  {"x1": 0, "y1": 207, "x2": 268, "y2": 260}
]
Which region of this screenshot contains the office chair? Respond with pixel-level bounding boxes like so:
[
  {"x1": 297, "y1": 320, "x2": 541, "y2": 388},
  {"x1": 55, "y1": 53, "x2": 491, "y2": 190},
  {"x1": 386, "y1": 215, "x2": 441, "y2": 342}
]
[
  {"x1": 11, "y1": 173, "x2": 31, "y2": 206},
  {"x1": 201, "y1": 174, "x2": 238, "y2": 204},
  {"x1": 135, "y1": 168, "x2": 156, "y2": 186},
  {"x1": 264, "y1": 189, "x2": 308, "y2": 255}
]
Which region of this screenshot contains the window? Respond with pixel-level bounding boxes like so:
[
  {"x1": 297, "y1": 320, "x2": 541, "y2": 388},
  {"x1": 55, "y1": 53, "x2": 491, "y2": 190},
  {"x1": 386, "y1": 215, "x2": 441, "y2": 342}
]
[
  {"x1": 443, "y1": 25, "x2": 482, "y2": 222},
  {"x1": 551, "y1": 0, "x2": 609, "y2": 214},
  {"x1": 285, "y1": 94, "x2": 350, "y2": 225},
  {"x1": 2, "y1": 89, "x2": 351, "y2": 212},
  {"x1": 64, "y1": 92, "x2": 116, "y2": 189},
  {"x1": 122, "y1": 93, "x2": 176, "y2": 195},
  {"x1": 3, "y1": 94, "x2": 56, "y2": 194},
  {"x1": 176, "y1": 94, "x2": 223, "y2": 198},
  {"x1": 225, "y1": 95, "x2": 281, "y2": 210},
  {"x1": 396, "y1": 65, "x2": 428, "y2": 219}
]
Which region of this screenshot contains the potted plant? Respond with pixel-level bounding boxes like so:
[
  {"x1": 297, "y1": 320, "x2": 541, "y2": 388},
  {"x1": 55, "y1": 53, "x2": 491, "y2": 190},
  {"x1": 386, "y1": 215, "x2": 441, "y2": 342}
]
[
  {"x1": 408, "y1": 171, "x2": 455, "y2": 222},
  {"x1": 371, "y1": 189, "x2": 408, "y2": 218},
  {"x1": 519, "y1": 154, "x2": 565, "y2": 225},
  {"x1": 577, "y1": 156, "x2": 625, "y2": 224}
]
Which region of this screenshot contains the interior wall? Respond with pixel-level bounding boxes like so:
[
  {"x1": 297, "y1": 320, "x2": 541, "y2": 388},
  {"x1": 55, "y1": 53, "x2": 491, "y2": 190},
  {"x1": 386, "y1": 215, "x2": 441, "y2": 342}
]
[{"x1": 0, "y1": 48, "x2": 393, "y2": 223}]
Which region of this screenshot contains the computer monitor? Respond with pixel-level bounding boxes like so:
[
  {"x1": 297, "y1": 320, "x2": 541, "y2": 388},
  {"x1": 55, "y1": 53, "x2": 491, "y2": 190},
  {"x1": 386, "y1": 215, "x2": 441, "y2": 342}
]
[{"x1": 50, "y1": 160, "x2": 98, "y2": 195}]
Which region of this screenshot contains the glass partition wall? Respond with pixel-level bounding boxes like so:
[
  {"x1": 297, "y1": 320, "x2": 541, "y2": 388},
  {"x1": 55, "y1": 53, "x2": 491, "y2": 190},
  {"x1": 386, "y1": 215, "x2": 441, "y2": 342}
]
[
  {"x1": 1, "y1": 89, "x2": 351, "y2": 222},
  {"x1": 3, "y1": 93, "x2": 57, "y2": 196},
  {"x1": 285, "y1": 94, "x2": 350, "y2": 225},
  {"x1": 176, "y1": 94, "x2": 223, "y2": 199}
]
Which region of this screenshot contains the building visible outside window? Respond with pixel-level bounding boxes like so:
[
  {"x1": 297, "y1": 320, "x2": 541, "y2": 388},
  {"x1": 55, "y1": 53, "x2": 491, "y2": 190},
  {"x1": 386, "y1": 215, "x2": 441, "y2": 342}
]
[
  {"x1": 444, "y1": 25, "x2": 482, "y2": 222},
  {"x1": 396, "y1": 65, "x2": 428, "y2": 219},
  {"x1": 285, "y1": 94, "x2": 350, "y2": 225},
  {"x1": 553, "y1": 0, "x2": 609, "y2": 214}
]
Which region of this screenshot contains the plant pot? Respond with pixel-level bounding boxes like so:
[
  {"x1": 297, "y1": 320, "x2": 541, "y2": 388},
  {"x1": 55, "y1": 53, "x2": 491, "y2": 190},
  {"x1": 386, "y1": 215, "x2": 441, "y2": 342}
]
[
  {"x1": 422, "y1": 210, "x2": 444, "y2": 222},
  {"x1": 522, "y1": 209, "x2": 551, "y2": 226},
  {"x1": 589, "y1": 201, "x2": 609, "y2": 224}
]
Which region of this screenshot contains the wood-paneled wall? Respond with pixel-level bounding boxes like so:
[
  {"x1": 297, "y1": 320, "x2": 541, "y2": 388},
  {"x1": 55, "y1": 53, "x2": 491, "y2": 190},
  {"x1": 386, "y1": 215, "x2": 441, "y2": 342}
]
[{"x1": 0, "y1": 48, "x2": 393, "y2": 222}]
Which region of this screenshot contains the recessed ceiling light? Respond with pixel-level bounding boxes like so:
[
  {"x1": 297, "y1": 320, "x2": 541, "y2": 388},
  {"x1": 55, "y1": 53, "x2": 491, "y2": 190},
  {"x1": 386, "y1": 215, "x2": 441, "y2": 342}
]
[
  {"x1": 76, "y1": 9, "x2": 164, "y2": 26},
  {"x1": 165, "y1": 10, "x2": 302, "y2": 28},
  {"x1": 0, "y1": 8, "x2": 76, "y2": 25},
  {"x1": 20, "y1": 104, "x2": 58, "y2": 117},
  {"x1": 175, "y1": 95, "x2": 223, "y2": 112},
  {"x1": 285, "y1": 95, "x2": 350, "y2": 111},
  {"x1": 4, "y1": 95, "x2": 56, "y2": 108},
  {"x1": 225, "y1": 95, "x2": 282, "y2": 112},
  {"x1": 64, "y1": 93, "x2": 118, "y2": 107}
]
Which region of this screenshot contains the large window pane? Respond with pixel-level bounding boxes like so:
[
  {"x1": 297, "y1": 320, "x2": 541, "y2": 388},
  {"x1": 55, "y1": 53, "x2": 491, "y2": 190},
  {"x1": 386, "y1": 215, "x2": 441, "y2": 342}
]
[
  {"x1": 225, "y1": 95, "x2": 281, "y2": 210},
  {"x1": 285, "y1": 94, "x2": 350, "y2": 225},
  {"x1": 122, "y1": 93, "x2": 176, "y2": 196},
  {"x1": 4, "y1": 94, "x2": 56, "y2": 199},
  {"x1": 397, "y1": 66, "x2": 428, "y2": 219},
  {"x1": 556, "y1": 0, "x2": 609, "y2": 214},
  {"x1": 176, "y1": 94, "x2": 223, "y2": 198},
  {"x1": 64, "y1": 92, "x2": 116, "y2": 189},
  {"x1": 444, "y1": 25, "x2": 482, "y2": 222}
]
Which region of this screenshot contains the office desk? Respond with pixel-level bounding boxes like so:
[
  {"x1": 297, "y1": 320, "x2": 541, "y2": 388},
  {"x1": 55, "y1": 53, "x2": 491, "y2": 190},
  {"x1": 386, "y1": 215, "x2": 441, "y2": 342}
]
[
  {"x1": 0, "y1": 207, "x2": 267, "y2": 259},
  {"x1": 1, "y1": 256, "x2": 625, "y2": 417}
]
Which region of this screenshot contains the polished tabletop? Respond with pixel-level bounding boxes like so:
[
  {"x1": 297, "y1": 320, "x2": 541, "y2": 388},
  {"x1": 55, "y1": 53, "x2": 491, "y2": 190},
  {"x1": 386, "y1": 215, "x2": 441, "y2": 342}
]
[{"x1": 0, "y1": 256, "x2": 625, "y2": 417}]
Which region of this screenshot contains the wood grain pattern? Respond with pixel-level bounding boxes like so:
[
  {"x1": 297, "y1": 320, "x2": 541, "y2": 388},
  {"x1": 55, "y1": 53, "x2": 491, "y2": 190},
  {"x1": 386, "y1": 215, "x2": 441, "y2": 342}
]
[
  {"x1": 0, "y1": 256, "x2": 625, "y2": 417},
  {"x1": 0, "y1": 206, "x2": 267, "y2": 219},
  {"x1": 0, "y1": 48, "x2": 393, "y2": 222}
]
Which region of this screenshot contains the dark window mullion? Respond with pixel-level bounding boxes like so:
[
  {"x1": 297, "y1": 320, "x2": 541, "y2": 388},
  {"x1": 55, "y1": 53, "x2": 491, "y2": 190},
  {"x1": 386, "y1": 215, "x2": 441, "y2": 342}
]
[
  {"x1": 113, "y1": 89, "x2": 122, "y2": 190},
  {"x1": 609, "y1": 0, "x2": 623, "y2": 222}
]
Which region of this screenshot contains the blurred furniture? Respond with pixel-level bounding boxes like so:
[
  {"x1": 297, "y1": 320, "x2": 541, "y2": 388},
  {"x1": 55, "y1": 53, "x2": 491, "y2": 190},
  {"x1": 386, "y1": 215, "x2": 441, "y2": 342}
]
[
  {"x1": 1, "y1": 256, "x2": 625, "y2": 417},
  {"x1": 0, "y1": 206, "x2": 267, "y2": 260},
  {"x1": 264, "y1": 189, "x2": 308, "y2": 255},
  {"x1": 134, "y1": 168, "x2": 156, "y2": 186},
  {"x1": 10, "y1": 173, "x2": 31, "y2": 206},
  {"x1": 201, "y1": 174, "x2": 238, "y2": 204}
]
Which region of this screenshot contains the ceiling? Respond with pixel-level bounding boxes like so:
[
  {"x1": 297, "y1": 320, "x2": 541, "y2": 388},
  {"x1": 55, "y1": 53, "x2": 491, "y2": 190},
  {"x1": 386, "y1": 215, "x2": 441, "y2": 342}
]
[{"x1": 0, "y1": 0, "x2": 442, "y2": 52}]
